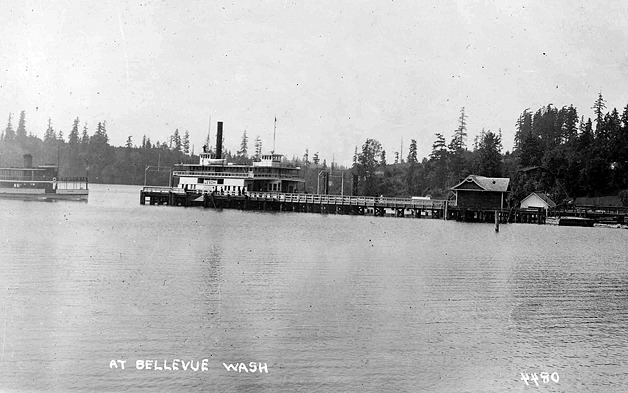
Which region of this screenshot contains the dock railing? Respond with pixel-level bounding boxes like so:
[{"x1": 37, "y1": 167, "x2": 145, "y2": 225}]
[
  {"x1": 142, "y1": 186, "x2": 186, "y2": 195},
  {"x1": 143, "y1": 186, "x2": 450, "y2": 209}
]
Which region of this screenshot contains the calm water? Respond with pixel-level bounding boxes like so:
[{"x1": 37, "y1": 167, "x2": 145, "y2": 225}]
[{"x1": 0, "y1": 184, "x2": 627, "y2": 392}]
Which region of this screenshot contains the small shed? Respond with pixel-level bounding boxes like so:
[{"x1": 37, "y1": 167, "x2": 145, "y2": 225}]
[
  {"x1": 450, "y1": 175, "x2": 510, "y2": 210},
  {"x1": 520, "y1": 192, "x2": 556, "y2": 210}
]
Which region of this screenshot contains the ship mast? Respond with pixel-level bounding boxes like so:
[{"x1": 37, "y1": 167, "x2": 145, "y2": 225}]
[
  {"x1": 272, "y1": 115, "x2": 277, "y2": 154},
  {"x1": 205, "y1": 114, "x2": 212, "y2": 153}
]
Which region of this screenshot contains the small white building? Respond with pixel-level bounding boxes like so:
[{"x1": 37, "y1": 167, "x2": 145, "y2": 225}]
[{"x1": 520, "y1": 192, "x2": 556, "y2": 210}]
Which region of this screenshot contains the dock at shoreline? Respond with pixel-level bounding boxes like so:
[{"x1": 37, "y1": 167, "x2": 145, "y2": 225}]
[{"x1": 139, "y1": 186, "x2": 581, "y2": 225}]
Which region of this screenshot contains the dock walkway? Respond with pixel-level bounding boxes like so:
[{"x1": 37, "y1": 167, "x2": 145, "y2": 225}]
[
  {"x1": 140, "y1": 187, "x2": 588, "y2": 224},
  {"x1": 140, "y1": 187, "x2": 449, "y2": 217}
]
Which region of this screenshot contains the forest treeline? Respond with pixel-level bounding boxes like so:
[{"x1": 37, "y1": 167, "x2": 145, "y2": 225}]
[
  {"x1": 349, "y1": 95, "x2": 628, "y2": 206},
  {"x1": 1, "y1": 94, "x2": 627, "y2": 206},
  {"x1": 0, "y1": 113, "x2": 191, "y2": 185}
]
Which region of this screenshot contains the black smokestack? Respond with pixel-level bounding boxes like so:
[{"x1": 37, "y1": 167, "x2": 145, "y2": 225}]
[
  {"x1": 216, "y1": 121, "x2": 223, "y2": 159},
  {"x1": 23, "y1": 154, "x2": 33, "y2": 168}
]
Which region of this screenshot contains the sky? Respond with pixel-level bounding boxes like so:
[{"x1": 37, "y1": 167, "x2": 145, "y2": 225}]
[{"x1": 1, "y1": 0, "x2": 628, "y2": 165}]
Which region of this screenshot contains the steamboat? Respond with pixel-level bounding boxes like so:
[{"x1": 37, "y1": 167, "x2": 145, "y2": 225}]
[
  {"x1": 171, "y1": 121, "x2": 304, "y2": 195},
  {"x1": 0, "y1": 154, "x2": 89, "y2": 201}
]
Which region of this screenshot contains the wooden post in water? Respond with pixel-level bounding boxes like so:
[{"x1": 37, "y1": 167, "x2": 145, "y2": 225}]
[{"x1": 495, "y1": 210, "x2": 499, "y2": 232}]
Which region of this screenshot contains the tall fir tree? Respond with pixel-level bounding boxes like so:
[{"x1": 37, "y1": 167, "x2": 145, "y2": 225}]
[
  {"x1": 4, "y1": 113, "x2": 15, "y2": 142},
  {"x1": 238, "y1": 130, "x2": 248, "y2": 157},
  {"x1": 172, "y1": 129, "x2": 182, "y2": 151},
  {"x1": 449, "y1": 107, "x2": 467, "y2": 151},
  {"x1": 475, "y1": 130, "x2": 502, "y2": 177},
  {"x1": 429, "y1": 133, "x2": 447, "y2": 161},
  {"x1": 254, "y1": 136, "x2": 262, "y2": 159},
  {"x1": 407, "y1": 139, "x2": 418, "y2": 163},
  {"x1": 44, "y1": 118, "x2": 56, "y2": 143},
  {"x1": 68, "y1": 117, "x2": 80, "y2": 145},
  {"x1": 592, "y1": 92, "x2": 606, "y2": 135},
  {"x1": 81, "y1": 122, "x2": 89, "y2": 147},
  {"x1": 183, "y1": 130, "x2": 190, "y2": 154},
  {"x1": 16, "y1": 110, "x2": 27, "y2": 142}
]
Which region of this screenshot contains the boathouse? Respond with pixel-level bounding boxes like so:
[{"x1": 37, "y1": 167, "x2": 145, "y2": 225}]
[
  {"x1": 520, "y1": 192, "x2": 556, "y2": 210},
  {"x1": 449, "y1": 175, "x2": 510, "y2": 210}
]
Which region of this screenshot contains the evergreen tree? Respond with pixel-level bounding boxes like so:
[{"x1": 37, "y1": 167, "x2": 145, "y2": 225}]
[
  {"x1": 448, "y1": 107, "x2": 467, "y2": 151},
  {"x1": 303, "y1": 148, "x2": 310, "y2": 167},
  {"x1": 68, "y1": 117, "x2": 80, "y2": 145},
  {"x1": 475, "y1": 130, "x2": 502, "y2": 177},
  {"x1": 405, "y1": 140, "x2": 419, "y2": 195},
  {"x1": 514, "y1": 109, "x2": 532, "y2": 150},
  {"x1": 81, "y1": 123, "x2": 89, "y2": 147},
  {"x1": 172, "y1": 129, "x2": 182, "y2": 151},
  {"x1": 238, "y1": 130, "x2": 248, "y2": 157},
  {"x1": 560, "y1": 105, "x2": 579, "y2": 143},
  {"x1": 380, "y1": 150, "x2": 387, "y2": 167},
  {"x1": 44, "y1": 118, "x2": 56, "y2": 143},
  {"x1": 407, "y1": 139, "x2": 418, "y2": 163},
  {"x1": 517, "y1": 120, "x2": 543, "y2": 169},
  {"x1": 91, "y1": 122, "x2": 109, "y2": 145},
  {"x1": 355, "y1": 138, "x2": 382, "y2": 195},
  {"x1": 254, "y1": 136, "x2": 262, "y2": 159},
  {"x1": 592, "y1": 92, "x2": 606, "y2": 135},
  {"x1": 126, "y1": 136, "x2": 133, "y2": 148},
  {"x1": 16, "y1": 110, "x2": 27, "y2": 142},
  {"x1": 183, "y1": 130, "x2": 190, "y2": 154},
  {"x1": 4, "y1": 113, "x2": 15, "y2": 142},
  {"x1": 58, "y1": 130, "x2": 65, "y2": 143},
  {"x1": 312, "y1": 152, "x2": 320, "y2": 166},
  {"x1": 429, "y1": 133, "x2": 447, "y2": 161}
]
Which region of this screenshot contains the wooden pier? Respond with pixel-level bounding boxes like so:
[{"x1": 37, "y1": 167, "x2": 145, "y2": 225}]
[
  {"x1": 550, "y1": 205, "x2": 627, "y2": 225},
  {"x1": 140, "y1": 187, "x2": 450, "y2": 217},
  {"x1": 140, "y1": 187, "x2": 562, "y2": 225}
]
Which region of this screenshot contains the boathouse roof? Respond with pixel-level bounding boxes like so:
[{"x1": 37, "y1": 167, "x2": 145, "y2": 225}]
[
  {"x1": 450, "y1": 175, "x2": 510, "y2": 192},
  {"x1": 522, "y1": 192, "x2": 556, "y2": 208}
]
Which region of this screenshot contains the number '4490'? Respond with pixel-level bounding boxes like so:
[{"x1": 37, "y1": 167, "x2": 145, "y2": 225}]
[{"x1": 521, "y1": 372, "x2": 559, "y2": 386}]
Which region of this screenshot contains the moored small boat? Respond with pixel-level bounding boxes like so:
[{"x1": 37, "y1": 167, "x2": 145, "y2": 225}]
[
  {"x1": 0, "y1": 154, "x2": 88, "y2": 201},
  {"x1": 558, "y1": 216, "x2": 595, "y2": 227}
]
